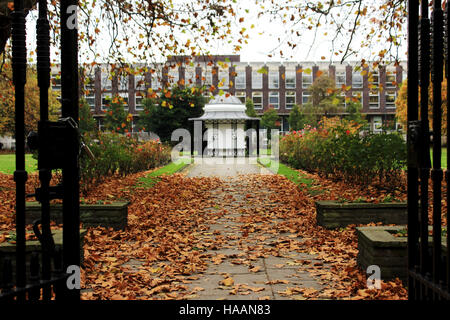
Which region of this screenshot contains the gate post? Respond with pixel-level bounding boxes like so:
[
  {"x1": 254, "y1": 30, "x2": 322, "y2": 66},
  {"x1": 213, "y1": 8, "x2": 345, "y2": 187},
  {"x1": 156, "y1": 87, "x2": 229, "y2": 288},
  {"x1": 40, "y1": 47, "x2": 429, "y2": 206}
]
[
  {"x1": 407, "y1": 0, "x2": 420, "y2": 299},
  {"x1": 11, "y1": 0, "x2": 28, "y2": 301},
  {"x1": 60, "y1": 0, "x2": 80, "y2": 300}
]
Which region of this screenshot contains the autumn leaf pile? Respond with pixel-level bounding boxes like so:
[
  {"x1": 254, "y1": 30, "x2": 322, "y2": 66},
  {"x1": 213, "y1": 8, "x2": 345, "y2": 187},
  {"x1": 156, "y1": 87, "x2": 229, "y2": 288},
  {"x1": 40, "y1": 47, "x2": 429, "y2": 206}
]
[
  {"x1": 249, "y1": 174, "x2": 408, "y2": 300},
  {"x1": 81, "y1": 173, "x2": 225, "y2": 299},
  {"x1": 2, "y1": 165, "x2": 448, "y2": 300},
  {"x1": 79, "y1": 170, "x2": 409, "y2": 300}
]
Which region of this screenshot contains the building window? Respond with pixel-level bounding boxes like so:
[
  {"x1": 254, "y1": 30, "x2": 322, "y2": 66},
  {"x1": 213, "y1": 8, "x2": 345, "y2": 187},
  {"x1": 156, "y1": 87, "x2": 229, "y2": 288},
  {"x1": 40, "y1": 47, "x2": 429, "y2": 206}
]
[
  {"x1": 352, "y1": 91, "x2": 363, "y2": 105},
  {"x1": 235, "y1": 70, "x2": 246, "y2": 89},
  {"x1": 386, "y1": 90, "x2": 396, "y2": 108},
  {"x1": 352, "y1": 72, "x2": 363, "y2": 89},
  {"x1": 302, "y1": 90, "x2": 310, "y2": 104},
  {"x1": 98, "y1": 118, "x2": 105, "y2": 131},
  {"x1": 338, "y1": 92, "x2": 346, "y2": 109},
  {"x1": 185, "y1": 69, "x2": 196, "y2": 86},
  {"x1": 269, "y1": 71, "x2": 279, "y2": 89},
  {"x1": 119, "y1": 92, "x2": 129, "y2": 111},
  {"x1": 302, "y1": 74, "x2": 312, "y2": 88},
  {"x1": 252, "y1": 71, "x2": 263, "y2": 89},
  {"x1": 373, "y1": 116, "x2": 382, "y2": 132},
  {"x1": 101, "y1": 73, "x2": 112, "y2": 91},
  {"x1": 236, "y1": 91, "x2": 246, "y2": 103},
  {"x1": 336, "y1": 71, "x2": 346, "y2": 88},
  {"x1": 369, "y1": 89, "x2": 379, "y2": 109},
  {"x1": 369, "y1": 71, "x2": 379, "y2": 88},
  {"x1": 135, "y1": 74, "x2": 146, "y2": 90},
  {"x1": 285, "y1": 71, "x2": 296, "y2": 89},
  {"x1": 85, "y1": 95, "x2": 95, "y2": 111},
  {"x1": 269, "y1": 92, "x2": 279, "y2": 109},
  {"x1": 135, "y1": 92, "x2": 144, "y2": 111},
  {"x1": 252, "y1": 92, "x2": 263, "y2": 109},
  {"x1": 118, "y1": 75, "x2": 128, "y2": 91},
  {"x1": 286, "y1": 91, "x2": 296, "y2": 109},
  {"x1": 84, "y1": 74, "x2": 95, "y2": 91},
  {"x1": 101, "y1": 94, "x2": 111, "y2": 110},
  {"x1": 51, "y1": 74, "x2": 61, "y2": 90},
  {"x1": 386, "y1": 73, "x2": 396, "y2": 88},
  {"x1": 218, "y1": 69, "x2": 229, "y2": 89},
  {"x1": 202, "y1": 68, "x2": 213, "y2": 88},
  {"x1": 151, "y1": 72, "x2": 161, "y2": 90},
  {"x1": 167, "y1": 68, "x2": 179, "y2": 86}
]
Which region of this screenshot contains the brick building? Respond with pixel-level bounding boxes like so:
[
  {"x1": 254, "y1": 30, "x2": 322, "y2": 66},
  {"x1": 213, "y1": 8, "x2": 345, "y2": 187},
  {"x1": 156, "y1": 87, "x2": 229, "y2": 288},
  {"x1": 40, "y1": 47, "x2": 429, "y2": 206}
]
[{"x1": 50, "y1": 55, "x2": 406, "y2": 133}]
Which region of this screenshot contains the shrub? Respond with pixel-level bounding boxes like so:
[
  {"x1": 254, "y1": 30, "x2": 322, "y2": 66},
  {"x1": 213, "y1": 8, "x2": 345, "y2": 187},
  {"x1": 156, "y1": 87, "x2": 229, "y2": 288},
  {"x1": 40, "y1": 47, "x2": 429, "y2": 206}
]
[
  {"x1": 280, "y1": 118, "x2": 406, "y2": 187},
  {"x1": 79, "y1": 132, "x2": 171, "y2": 193}
]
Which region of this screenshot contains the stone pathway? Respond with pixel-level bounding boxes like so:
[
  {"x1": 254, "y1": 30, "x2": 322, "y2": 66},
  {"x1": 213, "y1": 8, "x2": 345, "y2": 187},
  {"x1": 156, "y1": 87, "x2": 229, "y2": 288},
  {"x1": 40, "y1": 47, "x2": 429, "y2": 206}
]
[
  {"x1": 186, "y1": 157, "x2": 272, "y2": 177},
  {"x1": 182, "y1": 159, "x2": 328, "y2": 300}
]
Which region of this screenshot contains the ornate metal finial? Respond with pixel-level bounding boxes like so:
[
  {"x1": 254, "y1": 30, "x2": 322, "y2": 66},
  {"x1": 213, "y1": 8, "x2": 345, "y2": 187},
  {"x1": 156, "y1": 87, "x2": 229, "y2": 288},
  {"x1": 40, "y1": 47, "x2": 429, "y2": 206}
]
[{"x1": 11, "y1": 0, "x2": 27, "y2": 88}]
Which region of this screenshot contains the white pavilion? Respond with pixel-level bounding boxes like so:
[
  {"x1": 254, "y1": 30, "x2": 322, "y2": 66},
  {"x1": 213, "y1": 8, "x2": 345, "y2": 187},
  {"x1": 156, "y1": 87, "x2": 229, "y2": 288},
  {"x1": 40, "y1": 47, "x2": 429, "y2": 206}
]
[{"x1": 189, "y1": 95, "x2": 260, "y2": 157}]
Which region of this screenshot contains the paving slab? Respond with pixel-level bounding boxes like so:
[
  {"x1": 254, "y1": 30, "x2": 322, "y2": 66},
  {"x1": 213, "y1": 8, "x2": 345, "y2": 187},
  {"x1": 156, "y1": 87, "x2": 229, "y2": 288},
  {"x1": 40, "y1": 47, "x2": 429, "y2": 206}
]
[
  {"x1": 180, "y1": 172, "x2": 329, "y2": 300},
  {"x1": 186, "y1": 157, "x2": 272, "y2": 177}
]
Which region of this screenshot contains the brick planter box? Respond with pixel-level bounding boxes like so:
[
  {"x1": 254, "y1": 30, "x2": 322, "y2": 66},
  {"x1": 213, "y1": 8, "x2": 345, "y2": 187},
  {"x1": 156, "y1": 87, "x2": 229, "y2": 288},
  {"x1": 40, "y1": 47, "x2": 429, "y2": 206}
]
[
  {"x1": 0, "y1": 229, "x2": 86, "y2": 283},
  {"x1": 25, "y1": 201, "x2": 129, "y2": 230},
  {"x1": 356, "y1": 226, "x2": 448, "y2": 283},
  {"x1": 315, "y1": 201, "x2": 407, "y2": 229}
]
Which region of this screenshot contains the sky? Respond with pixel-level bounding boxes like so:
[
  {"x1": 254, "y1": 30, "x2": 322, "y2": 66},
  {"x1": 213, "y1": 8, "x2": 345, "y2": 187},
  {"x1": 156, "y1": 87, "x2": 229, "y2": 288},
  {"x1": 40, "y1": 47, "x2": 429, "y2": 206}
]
[{"x1": 23, "y1": 0, "x2": 408, "y2": 66}]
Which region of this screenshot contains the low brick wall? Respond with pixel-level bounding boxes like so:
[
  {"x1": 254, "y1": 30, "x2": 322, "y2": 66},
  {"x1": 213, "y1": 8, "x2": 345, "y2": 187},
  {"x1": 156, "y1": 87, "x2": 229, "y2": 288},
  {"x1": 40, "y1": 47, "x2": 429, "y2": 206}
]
[
  {"x1": 0, "y1": 229, "x2": 86, "y2": 283},
  {"x1": 356, "y1": 226, "x2": 448, "y2": 283},
  {"x1": 25, "y1": 202, "x2": 129, "y2": 230},
  {"x1": 315, "y1": 201, "x2": 407, "y2": 229},
  {"x1": 356, "y1": 226, "x2": 407, "y2": 282}
]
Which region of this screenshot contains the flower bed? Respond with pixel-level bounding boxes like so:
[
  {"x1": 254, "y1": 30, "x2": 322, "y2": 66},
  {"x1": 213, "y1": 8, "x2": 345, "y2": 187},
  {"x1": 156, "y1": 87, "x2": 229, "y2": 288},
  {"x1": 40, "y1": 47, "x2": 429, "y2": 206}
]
[
  {"x1": 80, "y1": 132, "x2": 171, "y2": 193},
  {"x1": 280, "y1": 118, "x2": 407, "y2": 187}
]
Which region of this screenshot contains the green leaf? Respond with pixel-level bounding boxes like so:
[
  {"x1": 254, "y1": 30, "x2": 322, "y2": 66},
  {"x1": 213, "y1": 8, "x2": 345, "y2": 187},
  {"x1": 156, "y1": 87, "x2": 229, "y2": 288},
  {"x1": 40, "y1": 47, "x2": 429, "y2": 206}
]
[{"x1": 257, "y1": 67, "x2": 268, "y2": 74}]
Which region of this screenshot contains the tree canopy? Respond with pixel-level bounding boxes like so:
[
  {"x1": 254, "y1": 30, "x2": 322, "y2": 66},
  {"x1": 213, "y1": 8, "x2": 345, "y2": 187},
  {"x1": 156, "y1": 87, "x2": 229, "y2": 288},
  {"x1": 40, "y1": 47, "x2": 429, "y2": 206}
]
[
  {"x1": 0, "y1": 0, "x2": 407, "y2": 67},
  {"x1": 0, "y1": 60, "x2": 60, "y2": 136},
  {"x1": 395, "y1": 79, "x2": 448, "y2": 134},
  {"x1": 136, "y1": 86, "x2": 206, "y2": 142},
  {"x1": 261, "y1": 107, "x2": 280, "y2": 138},
  {"x1": 245, "y1": 98, "x2": 258, "y2": 118}
]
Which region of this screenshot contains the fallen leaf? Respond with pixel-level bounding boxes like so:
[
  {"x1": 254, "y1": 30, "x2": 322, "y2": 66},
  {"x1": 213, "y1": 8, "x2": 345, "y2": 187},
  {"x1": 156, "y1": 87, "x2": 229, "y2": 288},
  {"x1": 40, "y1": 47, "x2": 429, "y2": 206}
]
[{"x1": 220, "y1": 277, "x2": 234, "y2": 287}]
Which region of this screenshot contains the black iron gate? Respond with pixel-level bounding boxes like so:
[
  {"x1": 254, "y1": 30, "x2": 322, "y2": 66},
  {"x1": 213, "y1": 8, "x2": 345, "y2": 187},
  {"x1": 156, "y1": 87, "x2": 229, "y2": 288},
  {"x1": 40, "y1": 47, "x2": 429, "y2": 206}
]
[
  {"x1": 408, "y1": 0, "x2": 450, "y2": 300},
  {"x1": 0, "y1": 0, "x2": 80, "y2": 300}
]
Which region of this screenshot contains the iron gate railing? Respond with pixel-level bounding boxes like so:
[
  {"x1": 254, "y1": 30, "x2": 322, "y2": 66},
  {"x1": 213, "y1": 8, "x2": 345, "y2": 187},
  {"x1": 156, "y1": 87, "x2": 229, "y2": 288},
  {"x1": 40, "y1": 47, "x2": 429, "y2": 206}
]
[
  {"x1": 408, "y1": 0, "x2": 450, "y2": 300},
  {"x1": 0, "y1": 0, "x2": 80, "y2": 301}
]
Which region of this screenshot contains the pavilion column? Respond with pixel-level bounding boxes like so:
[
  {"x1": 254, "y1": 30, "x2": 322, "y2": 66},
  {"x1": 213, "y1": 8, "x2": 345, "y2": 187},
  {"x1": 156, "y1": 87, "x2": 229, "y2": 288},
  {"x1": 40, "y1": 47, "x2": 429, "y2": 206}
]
[
  {"x1": 191, "y1": 121, "x2": 194, "y2": 157},
  {"x1": 233, "y1": 120, "x2": 237, "y2": 158},
  {"x1": 194, "y1": 120, "x2": 203, "y2": 158},
  {"x1": 256, "y1": 120, "x2": 260, "y2": 157},
  {"x1": 202, "y1": 122, "x2": 207, "y2": 158},
  {"x1": 245, "y1": 120, "x2": 250, "y2": 156}
]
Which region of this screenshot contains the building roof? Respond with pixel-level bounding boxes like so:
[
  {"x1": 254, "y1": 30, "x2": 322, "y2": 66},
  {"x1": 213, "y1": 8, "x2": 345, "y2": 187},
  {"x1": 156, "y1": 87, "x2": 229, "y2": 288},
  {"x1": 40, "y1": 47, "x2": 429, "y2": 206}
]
[{"x1": 189, "y1": 94, "x2": 260, "y2": 121}]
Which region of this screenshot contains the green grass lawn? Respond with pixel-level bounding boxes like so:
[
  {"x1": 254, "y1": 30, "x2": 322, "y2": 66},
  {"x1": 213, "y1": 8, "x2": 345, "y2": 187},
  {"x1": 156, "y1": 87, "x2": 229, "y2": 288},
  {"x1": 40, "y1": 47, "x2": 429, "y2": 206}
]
[
  {"x1": 0, "y1": 154, "x2": 38, "y2": 174},
  {"x1": 258, "y1": 158, "x2": 321, "y2": 195},
  {"x1": 137, "y1": 157, "x2": 192, "y2": 188},
  {"x1": 430, "y1": 148, "x2": 447, "y2": 169}
]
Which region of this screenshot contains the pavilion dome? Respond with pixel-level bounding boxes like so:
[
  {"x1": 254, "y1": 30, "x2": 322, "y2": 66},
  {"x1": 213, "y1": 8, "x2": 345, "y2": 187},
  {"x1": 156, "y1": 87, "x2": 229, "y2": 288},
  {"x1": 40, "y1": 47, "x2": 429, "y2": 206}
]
[
  {"x1": 209, "y1": 94, "x2": 243, "y2": 105},
  {"x1": 204, "y1": 94, "x2": 246, "y2": 113},
  {"x1": 189, "y1": 94, "x2": 260, "y2": 121}
]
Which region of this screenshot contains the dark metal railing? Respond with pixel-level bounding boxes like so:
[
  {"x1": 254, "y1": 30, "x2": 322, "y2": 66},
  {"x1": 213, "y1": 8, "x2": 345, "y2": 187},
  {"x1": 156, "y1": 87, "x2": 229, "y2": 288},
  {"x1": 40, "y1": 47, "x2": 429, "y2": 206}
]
[
  {"x1": 408, "y1": 0, "x2": 450, "y2": 300},
  {"x1": 0, "y1": 0, "x2": 80, "y2": 301}
]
